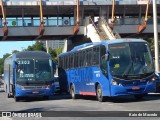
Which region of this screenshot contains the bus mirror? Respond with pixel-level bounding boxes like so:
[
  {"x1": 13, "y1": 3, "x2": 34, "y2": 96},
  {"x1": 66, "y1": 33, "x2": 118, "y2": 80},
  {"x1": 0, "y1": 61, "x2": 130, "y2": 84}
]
[
  {"x1": 102, "y1": 54, "x2": 108, "y2": 61},
  {"x1": 105, "y1": 54, "x2": 108, "y2": 60}
]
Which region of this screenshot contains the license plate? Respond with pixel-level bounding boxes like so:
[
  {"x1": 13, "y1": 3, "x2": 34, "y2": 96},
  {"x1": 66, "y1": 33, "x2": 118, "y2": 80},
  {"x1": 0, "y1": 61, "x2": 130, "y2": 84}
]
[
  {"x1": 132, "y1": 86, "x2": 140, "y2": 90},
  {"x1": 32, "y1": 91, "x2": 39, "y2": 94}
]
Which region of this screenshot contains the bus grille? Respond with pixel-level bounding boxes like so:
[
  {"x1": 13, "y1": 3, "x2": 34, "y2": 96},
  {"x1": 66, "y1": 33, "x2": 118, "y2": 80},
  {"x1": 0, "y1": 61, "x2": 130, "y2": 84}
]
[
  {"x1": 23, "y1": 86, "x2": 46, "y2": 90},
  {"x1": 127, "y1": 88, "x2": 145, "y2": 93}
]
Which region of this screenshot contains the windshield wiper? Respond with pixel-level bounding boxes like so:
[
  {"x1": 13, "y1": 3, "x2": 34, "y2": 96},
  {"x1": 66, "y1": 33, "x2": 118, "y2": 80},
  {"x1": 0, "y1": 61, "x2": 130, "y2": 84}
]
[{"x1": 122, "y1": 61, "x2": 133, "y2": 77}]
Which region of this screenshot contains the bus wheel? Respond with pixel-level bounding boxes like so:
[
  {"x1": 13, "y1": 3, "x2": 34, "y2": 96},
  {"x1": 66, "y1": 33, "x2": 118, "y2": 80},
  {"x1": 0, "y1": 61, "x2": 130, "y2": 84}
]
[
  {"x1": 70, "y1": 85, "x2": 78, "y2": 99},
  {"x1": 96, "y1": 84, "x2": 105, "y2": 102},
  {"x1": 134, "y1": 94, "x2": 144, "y2": 100}
]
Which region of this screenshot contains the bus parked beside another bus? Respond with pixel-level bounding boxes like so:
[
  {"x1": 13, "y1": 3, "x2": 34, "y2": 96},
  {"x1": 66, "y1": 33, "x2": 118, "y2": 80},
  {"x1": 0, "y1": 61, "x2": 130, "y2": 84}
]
[
  {"x1": 58, "y1": 39, "x2": 158, "y2": 102},
  {"x1": 4, "y1": 51, "x2": 56, "y2": 101}
]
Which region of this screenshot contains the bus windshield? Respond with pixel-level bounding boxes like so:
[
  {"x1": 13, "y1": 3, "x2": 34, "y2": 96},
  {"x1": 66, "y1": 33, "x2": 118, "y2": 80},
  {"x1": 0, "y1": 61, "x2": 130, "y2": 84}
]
[
  {"x1": 16, "y1": 59, "x2": 53, "y2": 85},
  {"x1": 108, "y1": 42, "x2": 154, "y2": 78}
]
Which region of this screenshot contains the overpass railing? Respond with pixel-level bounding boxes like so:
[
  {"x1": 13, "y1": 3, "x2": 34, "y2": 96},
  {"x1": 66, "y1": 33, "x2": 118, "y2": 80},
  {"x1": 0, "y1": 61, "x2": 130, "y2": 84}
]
[
  {"x1": 1, "y1": 0, "x2": 160, "y2": 5},
  {"x1": 0, "y1": 17, "x2": 160, "y2": 27}
]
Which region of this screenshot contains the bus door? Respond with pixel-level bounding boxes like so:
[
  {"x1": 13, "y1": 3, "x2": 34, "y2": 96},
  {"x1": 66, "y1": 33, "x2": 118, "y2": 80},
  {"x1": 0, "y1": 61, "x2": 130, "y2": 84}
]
[
  {"x1": 73, "y1": 52, "x2": 84, "y2": 93},
  {"x1": 7, "y1": 63, "x2": 14, "y2": 97},
  {"x1": 83, "y1": 49, "x2": 95, "y2": 94},
  {"x1": 99, "y1": 45, "x2": 111, "y2": 96},
  {"x1": 8, "y1": 64, "x2": 11, "y2": 94}
]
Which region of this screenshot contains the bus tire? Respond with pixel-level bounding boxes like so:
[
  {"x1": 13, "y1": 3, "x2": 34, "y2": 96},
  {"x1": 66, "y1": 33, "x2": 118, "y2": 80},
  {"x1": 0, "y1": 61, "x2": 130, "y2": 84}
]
[
  {"x1": 134, "y1": 94, "x2": 144, "y2": 100},
  {"x1": 70, "y1": 85, "x2": 78, "y2": 99},
  {"x1": 96, "y1": 84, "x2": 105, "y2": 102}
]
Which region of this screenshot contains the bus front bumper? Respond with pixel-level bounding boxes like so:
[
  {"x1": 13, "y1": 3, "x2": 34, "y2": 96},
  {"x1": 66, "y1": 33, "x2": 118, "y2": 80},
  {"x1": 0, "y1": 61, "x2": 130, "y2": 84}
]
[
  {"x1": 110, "y1": 82, "x2": 156, "y2": 96},
  {"x1": 15, "y1": 86, "x2": 55, "y2": 97}
]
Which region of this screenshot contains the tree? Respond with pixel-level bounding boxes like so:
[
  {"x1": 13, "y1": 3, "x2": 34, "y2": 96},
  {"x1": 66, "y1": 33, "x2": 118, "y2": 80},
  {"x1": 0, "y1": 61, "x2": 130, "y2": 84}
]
[
  {"x1": 27, "y1": 41, "x2": 46, "y2": 52},
  {"x1": 12, "y1": 50, "x2": 20, "y2": 54},
  {"x1": 49, "y1": 48, "x2": 57, "y2": 61},
  {"x1": 56, "y1": 48, "x2": 63, "y2": 56},
  {"x1": 48, "y1": 47, "x2": 63, "y2": 64},
  {"x1": 146, "y1": 37, "x2": 154, "y2": 55},
  {"x1": 0, "y1": 53, "x2": 11, "y2": 75},
  {"x1": 0, "y1": 59, "x2": 4, "y2": 75}
]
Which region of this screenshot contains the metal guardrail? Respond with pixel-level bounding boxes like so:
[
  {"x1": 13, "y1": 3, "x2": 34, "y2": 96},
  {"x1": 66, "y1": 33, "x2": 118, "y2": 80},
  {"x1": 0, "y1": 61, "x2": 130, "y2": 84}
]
[
  {"x1": 88, "y1": 16, "x2": 103, "y2": 39},
  {"x1": 2, "y1": 0, "x2": 160, "y2": 6},
  {"x1": 1, "y1": 17, "x2": 160, "y2": 27},
  {"x1": 0, "y1": 18, "x2": 78, "y2": 27},
  {"x1": 98, "y1": 17, "x2": 115, "y2": 39}
]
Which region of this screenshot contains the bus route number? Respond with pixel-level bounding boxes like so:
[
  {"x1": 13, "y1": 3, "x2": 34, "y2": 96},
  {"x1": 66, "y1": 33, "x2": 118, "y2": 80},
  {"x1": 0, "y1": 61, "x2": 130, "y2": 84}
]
[{"x1": 18, "y1": 60, "x2": 30, "y2": 65}]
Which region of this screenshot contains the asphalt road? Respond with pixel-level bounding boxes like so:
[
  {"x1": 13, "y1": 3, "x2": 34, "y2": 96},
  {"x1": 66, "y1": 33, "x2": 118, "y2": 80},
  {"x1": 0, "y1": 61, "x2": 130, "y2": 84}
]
[{"x1": 0, "y1": 86, "x2": 160, "y2": 120}]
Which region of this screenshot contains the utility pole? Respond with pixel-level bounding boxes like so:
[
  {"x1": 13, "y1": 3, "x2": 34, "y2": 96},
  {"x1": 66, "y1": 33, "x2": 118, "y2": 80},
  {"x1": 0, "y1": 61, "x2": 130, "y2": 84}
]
[
  {"x1": 153, "y1": 0, "x2": 159, "y2": 72},
  {"x1": 46, "y1": 40, "x2": 49, "y2": 53}
]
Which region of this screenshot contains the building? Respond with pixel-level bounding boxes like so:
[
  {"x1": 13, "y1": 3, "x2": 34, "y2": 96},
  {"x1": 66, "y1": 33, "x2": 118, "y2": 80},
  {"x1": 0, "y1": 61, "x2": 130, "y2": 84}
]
[{"x1": 42, "y1": 40, "x2": 65, "y2": 50}]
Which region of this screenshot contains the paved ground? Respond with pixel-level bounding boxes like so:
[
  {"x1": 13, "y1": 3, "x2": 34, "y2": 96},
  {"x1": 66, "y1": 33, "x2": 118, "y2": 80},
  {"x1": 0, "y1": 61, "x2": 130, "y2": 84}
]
[{"x1": 0, "y1": 87, "x2": 160, "y2": 120}]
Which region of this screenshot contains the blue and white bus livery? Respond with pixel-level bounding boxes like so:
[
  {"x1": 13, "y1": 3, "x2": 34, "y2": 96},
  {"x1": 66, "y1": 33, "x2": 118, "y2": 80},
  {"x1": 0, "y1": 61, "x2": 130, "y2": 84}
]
[
  {"x1": 58, "y1": 39, "x2": 157, "y2": 102},
  {"x1": 4, "y1": 51, "x2": 56, "y2": 101}
]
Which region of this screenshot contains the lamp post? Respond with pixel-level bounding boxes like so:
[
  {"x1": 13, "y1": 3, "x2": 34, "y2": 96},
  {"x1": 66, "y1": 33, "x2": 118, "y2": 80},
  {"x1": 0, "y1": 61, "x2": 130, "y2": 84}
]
[{"x1": 153, "y1": 0, "x2": 159, "y2": 72}]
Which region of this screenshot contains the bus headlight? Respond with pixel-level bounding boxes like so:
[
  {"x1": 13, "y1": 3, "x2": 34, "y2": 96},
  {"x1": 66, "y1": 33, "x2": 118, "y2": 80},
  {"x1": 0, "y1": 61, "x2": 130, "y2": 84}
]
[
  {"x1": 112, "y1": 79, "x2": 123, "y2": 86},
  {"x1": 112, "y1": 80, "x2": 118, "y2": 85},
  {"x1": 148, "y1": 76, "x2": 157, "y2": 83},
  {"x1": 46, "y1": 85, "x2": 51, "y2": 89}
]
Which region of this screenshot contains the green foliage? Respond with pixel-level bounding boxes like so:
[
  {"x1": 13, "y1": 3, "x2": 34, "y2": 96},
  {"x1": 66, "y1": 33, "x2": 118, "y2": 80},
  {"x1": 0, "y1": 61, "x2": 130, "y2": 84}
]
[
  {"x1": 0, "y1": 59, "x2": 4, "y2": 75},
  {"x1": 0, "y1": 53, "x2": 11, "y2": 75},
  {"x1": 49, "y1": 48, "x2": 57, "y2": 62},
  {"x1": 12, "y1": 50, "x2": 20, "y2": 54},
  {"x1": 3, "y1": 53, "x2": 11, "y2": 59},
  {"x1": 27, "y1": 41, "x2": 46, "y2": 52},
  {"x1": 56, "y1": 48, "x2": 63, "y2": 55},
  {"x1": 145, "y1": 37, "x2": 160, "y2": 57},
  {"x1": 145, "y1": 37, "x2": 156, "y2": 56},
  {"x1": 49, "y1": 47, "x2": 63, "y2": 64}
]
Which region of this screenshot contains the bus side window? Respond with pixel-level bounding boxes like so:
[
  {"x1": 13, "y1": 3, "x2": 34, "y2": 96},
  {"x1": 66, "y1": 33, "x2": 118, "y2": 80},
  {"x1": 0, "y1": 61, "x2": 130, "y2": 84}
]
[
  {"x1": 100, "y1": 45, "x2": 108, "y2": 77},
  {"x1": 100, "y1": 55, "x2": 108, "y2": 77},
  {"x1": 93, "y1": 47, "x2": 100, "y2": 65},
  {"x1": 82, "y1": 50, "x2": 86, "y2": 67}
]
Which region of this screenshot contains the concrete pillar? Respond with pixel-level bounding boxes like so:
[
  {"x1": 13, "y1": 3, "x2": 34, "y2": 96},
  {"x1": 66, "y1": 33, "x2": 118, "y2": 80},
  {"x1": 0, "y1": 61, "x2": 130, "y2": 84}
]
[
  {"x1": 139, "y1": 6, "x2": 142, "y2": 24},
  {"x1": 100, "y1": 6, "x2": 107, "y2": 18},
  {"x1": 57, "y1": 6, "x2": 59, "y2": 26},
  {"x1": 74, "y1": 6, "x2": 76, "y2": 25},
  {"x1": 107, "y1": 6, "x2": 110, "y2": 21},
  {"x1": 62, "y1": 39, "x2": 73, "y2": 52},
  {"x1": 84, "y1": 17, "x2": 89, "y2": 36},
  {"x1": 81, "y1": 6, "x2": 84, "y2": 25},
  {"x1": 123, "y1": 6, "x2": 126, "y2": 25},
  {"x1": 22, "y1": 8, "x2": 24, "y2": 26},
  {"x1": 153, "y1": 0, "x2": 160, "y2": 72}
]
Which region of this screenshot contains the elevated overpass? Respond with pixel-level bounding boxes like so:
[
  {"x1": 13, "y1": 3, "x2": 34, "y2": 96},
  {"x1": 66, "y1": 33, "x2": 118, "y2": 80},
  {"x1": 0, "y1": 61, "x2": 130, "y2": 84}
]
[{"x1": 0, "y1": 0, "x2": 160, "y2": 41}]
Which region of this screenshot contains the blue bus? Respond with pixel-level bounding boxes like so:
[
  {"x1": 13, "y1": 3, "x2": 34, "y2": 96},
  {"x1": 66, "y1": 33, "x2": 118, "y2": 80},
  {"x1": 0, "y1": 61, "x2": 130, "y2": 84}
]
[
  {"x1": 58, "y1": 39, "x2": 157, "y2": 102},
  {"x1": 4, "y1": 51, "x2": 56, "y2": 101}
]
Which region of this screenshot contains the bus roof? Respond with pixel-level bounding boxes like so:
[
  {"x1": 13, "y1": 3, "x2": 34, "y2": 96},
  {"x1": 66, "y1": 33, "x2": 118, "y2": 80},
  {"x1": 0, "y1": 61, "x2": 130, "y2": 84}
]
[
  {"x1": 59, "y1": 39, "x2": 147, "y2": 56},
  {"x1": 10, "y1": 51, "x2": 52, "y2": 59}
]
